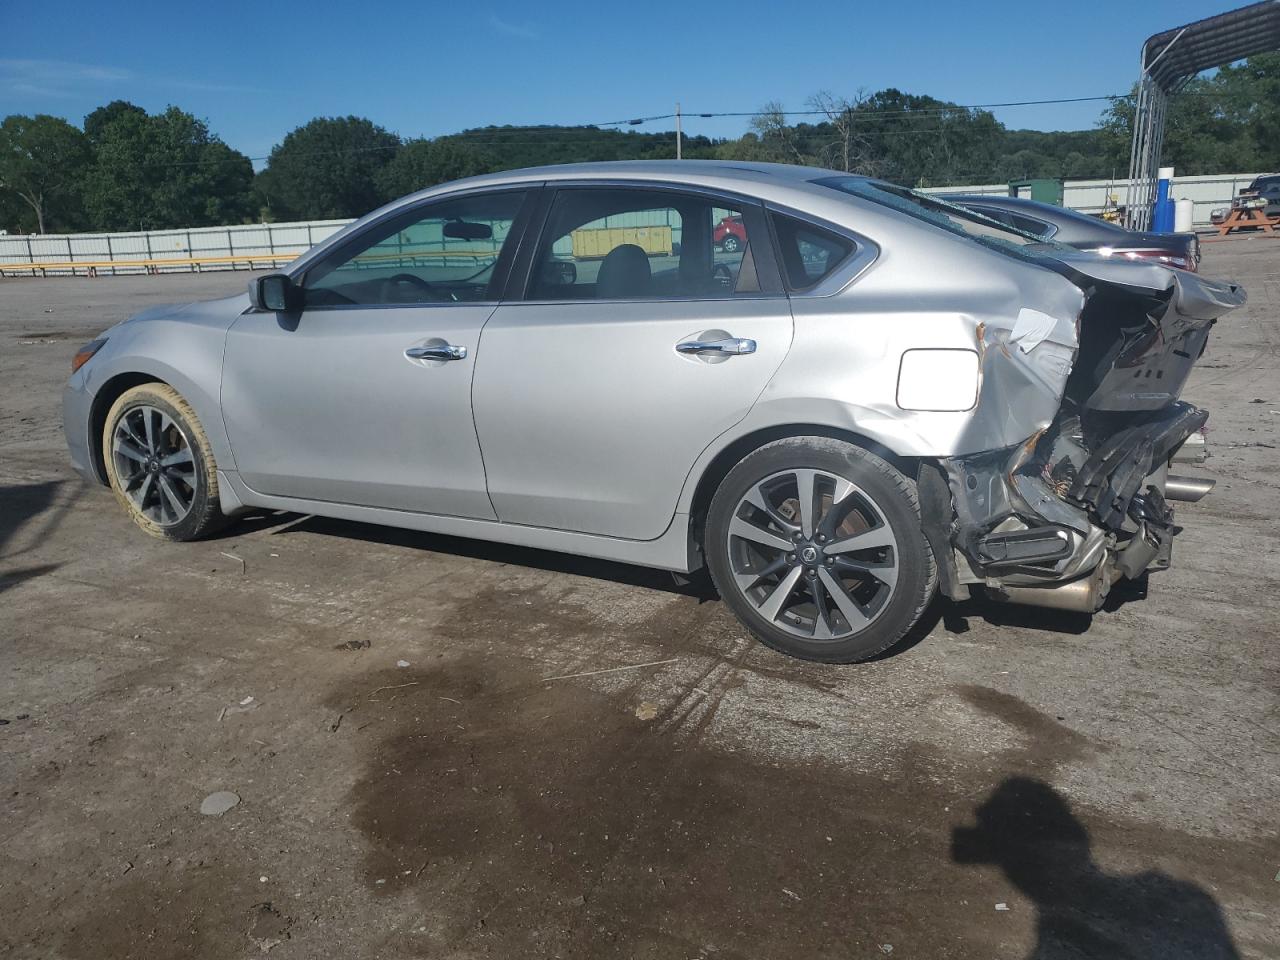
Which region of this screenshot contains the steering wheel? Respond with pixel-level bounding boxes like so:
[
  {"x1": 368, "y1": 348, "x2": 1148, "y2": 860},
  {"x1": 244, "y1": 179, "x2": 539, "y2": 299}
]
[{"x1": 381, "y1": 272, "x2": 435, "y2": 301}]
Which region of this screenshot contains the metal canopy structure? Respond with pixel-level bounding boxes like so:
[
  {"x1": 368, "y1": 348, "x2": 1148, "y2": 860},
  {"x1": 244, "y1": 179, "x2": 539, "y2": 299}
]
[{"x1": 1126, "y1": 0, "x2": 1280, "y2": 229}]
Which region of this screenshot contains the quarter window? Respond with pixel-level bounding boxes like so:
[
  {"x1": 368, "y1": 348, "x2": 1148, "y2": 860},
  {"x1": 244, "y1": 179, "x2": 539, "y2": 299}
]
[
  {"x1": 527, "y1": 188, "x2": 767, "y2": 301},
  {"x1": 769, "y1": 212, "x2": 855, "y2": 291},
  {"x1": 303, "y1": 191, "x2": 527, "y2": 307}
]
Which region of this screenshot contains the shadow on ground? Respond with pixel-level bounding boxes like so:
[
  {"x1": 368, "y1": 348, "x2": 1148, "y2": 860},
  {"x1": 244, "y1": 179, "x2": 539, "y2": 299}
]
[
  {"x1": 954, "y1": 777, "x2": 1241, "y2": 959},
  {"x1": 264, "y1": 514, "x2": 1113, "y2": 655},
  {"x1": 0, "y1": 480, "x2": 65, "y2": 556},
  {"x1": 311, "y1": 655, "x2": 1240, "y2": 958},
  {"x1": 0, "y1": 480, "x2": 69, "y2": 592},
  {"x1": 50, "y1": 648, "x2": 1248, "y2": 959},
  {"x1": 269, "y1": 512, "x2": 719, "y2": 600}
]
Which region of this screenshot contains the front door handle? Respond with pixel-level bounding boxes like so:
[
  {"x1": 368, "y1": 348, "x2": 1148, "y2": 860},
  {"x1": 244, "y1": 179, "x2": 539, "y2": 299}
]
[
  {"x1": 406, "y1": 343, "x2": 467, "y2": 361},
  {"x1": 676, "y1": 337, "x2": 757, "y2": 356}
]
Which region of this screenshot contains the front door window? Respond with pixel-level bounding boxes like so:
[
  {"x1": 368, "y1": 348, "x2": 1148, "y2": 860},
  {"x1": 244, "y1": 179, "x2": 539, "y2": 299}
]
[{"x1": 303, "y1": 191, "x2": 527, "y2": 307}]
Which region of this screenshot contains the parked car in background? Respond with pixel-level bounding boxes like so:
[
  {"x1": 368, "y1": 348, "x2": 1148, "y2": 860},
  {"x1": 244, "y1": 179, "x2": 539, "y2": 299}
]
[
  {"x1": 946, "y1": 194, "x2": 1201, "y2": 272},
  {"x1": 1241, "y1": 173, "x2": 1280, "y2": 215},
  {"x1": 64, "y1": 161, "x2": 1244, "y2": 663},
  {"x1": 713, "y1": 214, "x2": 747, "y2": 253}
]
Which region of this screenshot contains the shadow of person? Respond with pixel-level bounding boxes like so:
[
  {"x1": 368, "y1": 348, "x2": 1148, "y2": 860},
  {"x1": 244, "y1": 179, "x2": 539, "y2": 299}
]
[
  {"x1": 0, "y1": 480, "x2": 64, "y2": 557},
  {"x1": 952, "y1": 777, "x2": 1240, "y2": 959}
]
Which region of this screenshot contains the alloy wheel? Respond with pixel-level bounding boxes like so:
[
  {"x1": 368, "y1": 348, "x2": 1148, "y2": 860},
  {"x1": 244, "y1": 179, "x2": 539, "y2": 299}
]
[
  {"x1": 110, "y1": 404, "x2": 199, "y2": 527},
  {"x1": 725, "y1": 468, "x2": 899, "y2": 641}
]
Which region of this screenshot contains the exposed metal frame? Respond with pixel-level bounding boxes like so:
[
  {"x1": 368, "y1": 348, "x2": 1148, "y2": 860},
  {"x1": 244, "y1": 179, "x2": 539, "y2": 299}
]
[{"x1": 1125, "y1": 1, "x2": 1280, "y2": 229}]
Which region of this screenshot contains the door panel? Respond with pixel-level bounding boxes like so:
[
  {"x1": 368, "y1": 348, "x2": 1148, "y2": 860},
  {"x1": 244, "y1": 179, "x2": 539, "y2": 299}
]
[
  {"x1": 223, "y1": 305, "x2": 496, "y2": 518},
  {"x1": 472, "y1": 298, "x2": 792, "y2": 539}
]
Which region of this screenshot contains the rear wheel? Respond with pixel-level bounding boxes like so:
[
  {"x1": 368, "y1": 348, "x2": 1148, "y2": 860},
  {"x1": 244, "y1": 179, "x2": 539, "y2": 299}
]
[
  {"x1": 705, "y1": 437, "x2": 936, "y2": 663},
  {"x1": 103, "y1": 383, "x2": 225, "y2": 541}
]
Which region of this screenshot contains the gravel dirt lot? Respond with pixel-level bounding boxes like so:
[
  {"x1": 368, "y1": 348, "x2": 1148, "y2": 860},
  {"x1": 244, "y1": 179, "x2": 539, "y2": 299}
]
[{"x1": 2, "y1": 242, "x2": 1278, "y2": 959}]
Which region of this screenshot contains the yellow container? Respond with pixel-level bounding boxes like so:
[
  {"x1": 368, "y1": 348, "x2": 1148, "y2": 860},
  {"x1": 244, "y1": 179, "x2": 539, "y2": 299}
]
[{"x1": 570, "y1": 226, "x2": 672, "y2": 259}]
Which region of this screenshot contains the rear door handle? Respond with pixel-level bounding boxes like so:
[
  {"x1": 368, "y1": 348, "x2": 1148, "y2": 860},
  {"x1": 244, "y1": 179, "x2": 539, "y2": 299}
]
[
  {"x1": 676, "y1": 337, "x2": 757, "y2": 356},
  {"x1": 406, "y1": 344, "x2": 467, "y2": 361}
]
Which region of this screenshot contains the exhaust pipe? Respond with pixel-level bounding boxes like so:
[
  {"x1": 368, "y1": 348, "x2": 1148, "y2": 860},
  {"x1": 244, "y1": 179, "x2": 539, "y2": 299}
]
[
  {"x1": 988, "y1": 564, "x2": 1111, "y2": 614},
  {"x1": 1165, "y1": 475, "x2": 1215, "y2": 503}
]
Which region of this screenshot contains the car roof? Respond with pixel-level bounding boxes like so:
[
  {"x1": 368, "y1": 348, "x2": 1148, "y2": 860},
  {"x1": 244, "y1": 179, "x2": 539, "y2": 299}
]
[
  {"x1": 392, "y1": 160, "x2": 872, "y2": 208},
  {"x1": 450, "y1": 159, "x2": 856, "y2": 187}
]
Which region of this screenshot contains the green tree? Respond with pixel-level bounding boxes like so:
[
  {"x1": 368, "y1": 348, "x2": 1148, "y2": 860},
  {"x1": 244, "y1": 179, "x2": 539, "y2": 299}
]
[
  {"x1": 257, "y1": 116, "x2": 400, "y2": 220},
  {"x1": 1098, "y1": 54, "x2": 1280, "y2": 177},
  {"x1": 84, "y1": 100, "x2": 146, "y2": 142},
  {"x1": 378, "y1": 137, "x2": 496, "y2": 198},
  {"x1": 0, "y1": 114, "x2": 91, "y2": 233},
  {"x1": 83, "y1": 105, "x2": 253, "y2": 230}
]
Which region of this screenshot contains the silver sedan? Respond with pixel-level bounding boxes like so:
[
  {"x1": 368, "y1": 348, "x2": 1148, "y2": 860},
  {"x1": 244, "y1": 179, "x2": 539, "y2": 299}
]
[{"x1": 63, "y1": 161, "x2": 1245, "y2": 662}]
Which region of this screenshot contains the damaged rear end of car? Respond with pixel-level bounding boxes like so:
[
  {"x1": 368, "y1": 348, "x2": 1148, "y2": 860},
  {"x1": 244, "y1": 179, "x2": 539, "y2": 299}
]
[{"x1": 932, "y1": 259, "x2": 1246, "y2": 613}]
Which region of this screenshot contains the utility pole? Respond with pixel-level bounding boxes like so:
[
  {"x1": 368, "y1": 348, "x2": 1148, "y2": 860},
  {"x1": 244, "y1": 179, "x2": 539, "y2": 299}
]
[{"x1": 675, "y1": 102, "x2": 682, "y2": 160}]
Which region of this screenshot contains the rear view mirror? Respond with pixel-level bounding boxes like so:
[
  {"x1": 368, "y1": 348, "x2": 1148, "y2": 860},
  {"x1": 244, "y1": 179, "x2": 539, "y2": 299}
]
[
  {"x1": 252, "y1": 273, "x2": 300, "y2": 312},
  {"x1": 443, "y1": 220, "x2": 493, "y2": 241}
]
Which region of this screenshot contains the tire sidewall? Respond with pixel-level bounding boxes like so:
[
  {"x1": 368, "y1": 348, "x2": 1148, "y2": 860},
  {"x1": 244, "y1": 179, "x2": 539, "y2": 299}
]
[
  {"x1": 103, "y1": 385, "x2": 218, "y2": 541},
  {"x1": 705, "y1": 438, "x2": 934, "y2": 663}
]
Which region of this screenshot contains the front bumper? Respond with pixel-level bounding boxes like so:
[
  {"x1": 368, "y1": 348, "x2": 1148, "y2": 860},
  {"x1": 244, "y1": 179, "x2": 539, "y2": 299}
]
[
  {"x1": 62, "y1": 376, "x2": 99, "y2": 484},
  {"x1": 934, "y1": 402, "x2": 1211, "y2": 612}
]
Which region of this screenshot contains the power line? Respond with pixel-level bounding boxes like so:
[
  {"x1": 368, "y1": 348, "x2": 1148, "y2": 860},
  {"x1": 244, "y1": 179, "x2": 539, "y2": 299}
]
[{"x1": 594, "y1": 94, "x2": 1136, "y2": 126}]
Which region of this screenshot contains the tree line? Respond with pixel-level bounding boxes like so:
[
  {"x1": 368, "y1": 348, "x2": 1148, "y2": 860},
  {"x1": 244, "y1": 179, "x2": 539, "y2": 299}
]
[{"x1": 2, "y1": 53, "x2": 1276, "y2": 235}]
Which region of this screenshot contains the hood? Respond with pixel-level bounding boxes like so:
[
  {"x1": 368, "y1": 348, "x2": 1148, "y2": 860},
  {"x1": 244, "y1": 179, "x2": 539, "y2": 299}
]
[{"x1": 119, "y1": 292, "x2": 250, "y2": 332}]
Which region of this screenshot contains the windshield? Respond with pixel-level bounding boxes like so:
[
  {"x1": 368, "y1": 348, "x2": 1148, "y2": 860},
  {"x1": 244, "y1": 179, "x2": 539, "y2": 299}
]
[{"x1": 816, "y1": 176, "x2": 1045, "y2": 247}]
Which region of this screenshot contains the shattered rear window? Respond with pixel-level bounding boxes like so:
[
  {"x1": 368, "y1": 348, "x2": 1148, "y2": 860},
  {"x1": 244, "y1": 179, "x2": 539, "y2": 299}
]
[{"x1": 815, "y1": 176, "x2": 1063, "y2": 264}]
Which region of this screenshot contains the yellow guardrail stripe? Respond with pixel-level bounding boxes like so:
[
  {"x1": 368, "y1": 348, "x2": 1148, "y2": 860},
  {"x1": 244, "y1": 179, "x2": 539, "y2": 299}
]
[
  {"x1": 1, "y1": 248, "x2": 497, "y2": 274},
  {"x1": 0, "y1": 252, "x2": 302, "y2": 272}
]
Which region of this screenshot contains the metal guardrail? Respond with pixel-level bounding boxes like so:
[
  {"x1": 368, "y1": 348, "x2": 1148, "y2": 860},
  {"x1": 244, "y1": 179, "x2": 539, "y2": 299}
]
[
  {"x1": 0, "y1": 219, "x2": 351, "y2": 278},
  {"x1": 0, "y1": 252, "x2": 303, "y2": 278}
]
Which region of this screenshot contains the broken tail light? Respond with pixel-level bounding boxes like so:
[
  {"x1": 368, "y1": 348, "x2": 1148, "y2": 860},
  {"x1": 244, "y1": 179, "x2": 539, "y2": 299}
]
[{"x1": 1095, "y1": 247, "x2": 1194, "y2": 272}]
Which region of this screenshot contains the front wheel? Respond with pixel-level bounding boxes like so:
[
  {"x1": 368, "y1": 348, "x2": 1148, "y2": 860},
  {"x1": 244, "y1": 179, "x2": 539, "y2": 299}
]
[
  {"x1": 721, "y1": 235, "x2": 741, "y2": 253},
  {"x1": 103, "y1": 383, "x2": 226, "y2": 541},
  {"x1": 705, "y1": 437, "x2": 936, "y2": 663}
]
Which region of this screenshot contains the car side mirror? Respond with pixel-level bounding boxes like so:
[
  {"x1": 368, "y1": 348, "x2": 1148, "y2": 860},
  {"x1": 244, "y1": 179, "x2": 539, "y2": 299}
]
[
  {"x1": 250, "y1": 273, "x2": 301, "y2": 312},
  {"x1": 539, "y1": 259, "x2": 577, "y2": 287}
]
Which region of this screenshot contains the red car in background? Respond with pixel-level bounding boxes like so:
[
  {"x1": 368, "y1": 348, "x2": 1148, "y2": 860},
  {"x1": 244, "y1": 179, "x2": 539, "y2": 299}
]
[{"x1": 713, "y1": 214, "x2": 747, "y2": 253}]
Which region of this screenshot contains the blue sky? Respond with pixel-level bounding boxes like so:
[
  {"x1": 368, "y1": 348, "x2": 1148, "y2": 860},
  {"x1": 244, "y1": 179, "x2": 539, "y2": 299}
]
[{"x1": 0, "y1": 0, "x2": 1236, "y2": 163}]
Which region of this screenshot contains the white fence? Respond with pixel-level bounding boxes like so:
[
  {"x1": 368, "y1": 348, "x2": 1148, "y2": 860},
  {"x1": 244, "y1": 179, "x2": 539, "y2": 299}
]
[
  {"x1": 0, "y1": 219, "x2": 353, "y2": 277},
  {"x1": 0, "y1": 171, "x2": 1265, "y2": 278}
]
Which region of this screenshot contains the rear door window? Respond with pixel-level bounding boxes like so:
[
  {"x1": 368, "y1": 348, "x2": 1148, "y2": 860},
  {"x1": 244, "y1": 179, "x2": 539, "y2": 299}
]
[{"x1": 524, "y1": 187, "x2": 778, "y2": 301}]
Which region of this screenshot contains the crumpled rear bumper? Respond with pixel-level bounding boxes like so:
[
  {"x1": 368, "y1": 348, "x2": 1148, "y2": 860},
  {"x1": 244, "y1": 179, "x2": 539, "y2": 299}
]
[{"x1": 929, "y1": 401, "x2": 1209, "y2": 612}]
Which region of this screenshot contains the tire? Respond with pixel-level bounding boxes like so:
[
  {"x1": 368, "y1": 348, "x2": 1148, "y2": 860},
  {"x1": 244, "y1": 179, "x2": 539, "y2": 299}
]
[
  {"x1": 102, "y1": 382, "x2": 226, "y2": 541},
  {"x1": 705, "y1": 437, "x2": 937, "y2": 663},
  {"x1": 721, "y1": 235, "x2": 741, "y2": 253}
]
